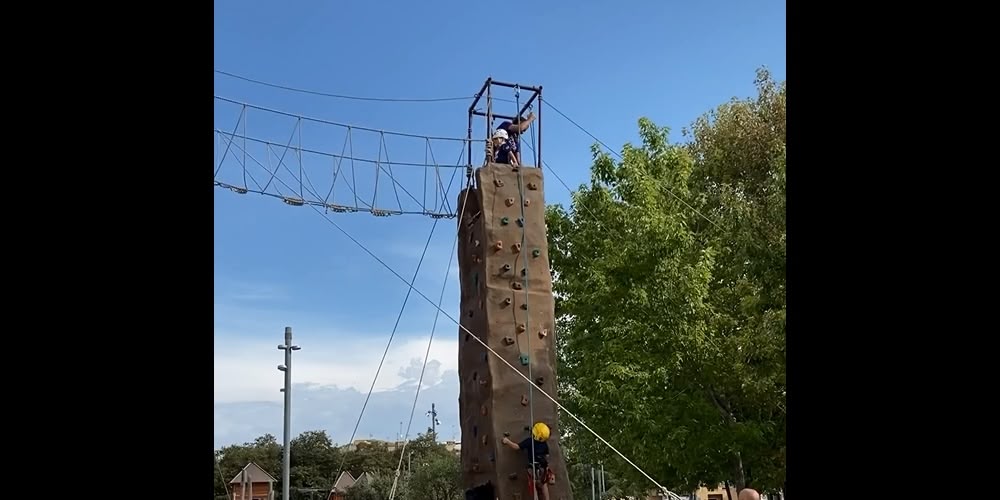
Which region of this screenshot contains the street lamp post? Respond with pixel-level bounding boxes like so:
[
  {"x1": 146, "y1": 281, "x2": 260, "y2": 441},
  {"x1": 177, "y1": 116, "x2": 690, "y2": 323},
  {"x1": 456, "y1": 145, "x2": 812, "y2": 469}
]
[{"x1": 278, "y1": 327, "x2": 301, "y2": 500}]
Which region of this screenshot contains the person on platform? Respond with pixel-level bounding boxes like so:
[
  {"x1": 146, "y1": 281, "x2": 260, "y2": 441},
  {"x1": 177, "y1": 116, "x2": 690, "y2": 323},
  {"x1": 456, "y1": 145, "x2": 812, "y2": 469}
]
[
  {"x1": 495, "y1": 111, "x2": 536, "y2": 165},
  {"x1": 501, "y1": 421, "x2": 555, "y2": 500},
  {"x1": 491, "y1": 128, "x2": 517, "y2": 166}
]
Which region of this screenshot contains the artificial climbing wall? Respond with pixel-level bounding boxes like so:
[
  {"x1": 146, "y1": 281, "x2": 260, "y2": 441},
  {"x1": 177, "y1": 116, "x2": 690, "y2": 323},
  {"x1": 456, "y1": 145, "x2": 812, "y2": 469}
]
[{"x1": 457, "y1": 163, "x2": 573, "y2": 500}]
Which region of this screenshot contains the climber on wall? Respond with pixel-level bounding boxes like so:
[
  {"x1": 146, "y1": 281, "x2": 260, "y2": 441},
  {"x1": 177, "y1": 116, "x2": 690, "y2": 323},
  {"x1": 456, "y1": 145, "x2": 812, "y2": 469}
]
[
  {"x1": 501, "y1": 421, "x2": 554, "y2": 500},
  {"x1": 495, "y1": 111, "x2": 535, "y2": 166}
]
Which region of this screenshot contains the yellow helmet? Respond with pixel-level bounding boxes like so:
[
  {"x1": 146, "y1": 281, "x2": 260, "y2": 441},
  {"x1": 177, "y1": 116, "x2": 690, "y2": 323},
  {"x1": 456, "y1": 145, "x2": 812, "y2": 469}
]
[{"x1": 532, "y1": 422, "x2": 550, "y2": 442}]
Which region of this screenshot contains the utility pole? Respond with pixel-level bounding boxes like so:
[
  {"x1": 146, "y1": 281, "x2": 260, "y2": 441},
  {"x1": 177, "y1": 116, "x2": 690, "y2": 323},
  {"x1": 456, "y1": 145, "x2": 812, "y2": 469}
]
[
  {"x1": 590, "y1": 466, "x2": 596, "y2": 500},
  {"x1": 278, "y1": 327, "x2": 301, "y2": 500},
  {"x1": 425, "y1": 403, "x2": 439, "y2": 440},
  {"x1": 600, "y1": 463, "x2": 606, "y2": 497}
]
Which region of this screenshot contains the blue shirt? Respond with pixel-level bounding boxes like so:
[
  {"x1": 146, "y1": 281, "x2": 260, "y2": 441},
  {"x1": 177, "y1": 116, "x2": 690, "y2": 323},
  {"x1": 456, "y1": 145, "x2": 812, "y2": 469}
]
[
  {"x1": 494, "y1": 141, "x2": 514, "y2": 164},
  {"x1": 497, "y1": 122, "x2": 520, "y2": 155},
  {"x1": 518, "y1": 437, "x2": 549, "y2": 468}
]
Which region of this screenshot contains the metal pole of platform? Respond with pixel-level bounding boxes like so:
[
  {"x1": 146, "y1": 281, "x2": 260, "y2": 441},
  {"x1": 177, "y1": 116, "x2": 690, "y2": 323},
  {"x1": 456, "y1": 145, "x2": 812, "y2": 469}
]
[
  {"x1": 537, "y1": 86, "x2": 543, "y2": 170},
  {"x1": 278, "y1": 327, "x2": 301, "y2": 500}
]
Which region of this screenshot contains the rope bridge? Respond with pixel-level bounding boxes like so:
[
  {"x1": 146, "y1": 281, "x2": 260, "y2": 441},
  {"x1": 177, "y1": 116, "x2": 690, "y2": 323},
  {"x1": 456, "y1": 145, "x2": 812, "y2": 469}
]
[{"x1": 213, "y1": 96, "x2": 476, "y2": 218}]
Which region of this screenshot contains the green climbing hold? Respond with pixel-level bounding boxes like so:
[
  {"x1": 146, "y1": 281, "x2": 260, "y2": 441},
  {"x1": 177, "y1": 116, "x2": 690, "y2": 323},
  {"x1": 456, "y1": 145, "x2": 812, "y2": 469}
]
[
  {"x1": 531, "y1": 249, "x2": 541, "y2": 258},
  {"x1": 519, "y1": 353, "x2": 530, "y2": 365},
  {"x1": 501, "y1": 217, "x2": 510, "y2": 225}
]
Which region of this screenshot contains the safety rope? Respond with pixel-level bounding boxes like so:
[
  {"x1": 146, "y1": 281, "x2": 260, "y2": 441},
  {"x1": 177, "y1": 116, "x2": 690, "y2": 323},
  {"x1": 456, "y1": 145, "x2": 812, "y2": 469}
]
[
  {"x1": 513, "y1": 85, "x2": 540, "y2": 500},
  {"x1": 388, "y1": 149, "x2": 474, "y2": 500}
]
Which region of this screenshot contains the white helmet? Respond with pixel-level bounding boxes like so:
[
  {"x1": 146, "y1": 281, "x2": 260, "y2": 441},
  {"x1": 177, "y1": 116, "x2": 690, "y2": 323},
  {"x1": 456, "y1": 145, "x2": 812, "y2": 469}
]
[{"x1": 492, "y1": 128, "x2": 509, "y2": 140}]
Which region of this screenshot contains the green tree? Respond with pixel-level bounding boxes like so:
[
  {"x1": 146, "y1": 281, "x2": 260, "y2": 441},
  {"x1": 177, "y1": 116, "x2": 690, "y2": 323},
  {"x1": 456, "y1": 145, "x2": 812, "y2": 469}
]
[
  {"x1": 291, "y1": 430, "x2": 341, "y2": 489},
  {"x1": 547, "y1": 68, "x2": 785, "y2": 495},
  {"x1": 215, "y1": 434, "x2": 283, "y2": 498},
  {"x1": 342, "y1": 441, "x2": 398, "y2": 477},
  {"x1": 404, "y1": 452, "x2": 460, "y2": 500},
  {"x1": 344, "y1": 473, "x2": 397, "y2": 500}
]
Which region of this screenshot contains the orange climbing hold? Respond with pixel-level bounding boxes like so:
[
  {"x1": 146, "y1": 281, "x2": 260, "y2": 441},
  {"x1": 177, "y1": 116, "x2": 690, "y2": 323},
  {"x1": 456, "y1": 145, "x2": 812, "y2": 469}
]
[
  {"x1": 505, "y1": 197, "x2": 515, "y2": 207},
  {"x1": 494, "y1": 241, "x2": 504, "y2": 251}
]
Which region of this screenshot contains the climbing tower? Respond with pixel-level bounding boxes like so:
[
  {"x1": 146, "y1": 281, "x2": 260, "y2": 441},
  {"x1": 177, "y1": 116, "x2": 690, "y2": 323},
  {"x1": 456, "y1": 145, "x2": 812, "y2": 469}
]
[{"x1": 457, "y1": 79, "x2": 572, "y2": 500}]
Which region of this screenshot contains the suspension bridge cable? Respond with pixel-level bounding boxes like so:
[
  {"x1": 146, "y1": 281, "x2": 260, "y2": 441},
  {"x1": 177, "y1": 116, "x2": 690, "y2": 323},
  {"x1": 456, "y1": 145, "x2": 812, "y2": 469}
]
[
  {"x1": 215, "y1": 96, "x2": 473, "y2": 143},
  {"x1": 512, "y1": 86, "x2": 540, "y2": 500},
  {"x1": 388, "y1": 149, "x2": 471, "y2": 500},
  {"x1": 216, "y1": 69, "x2": 474, "y2": 103},
  {"x1": 302, "y1": 198, "x2": 685, "y2": 500},
  {"x1": 330, "y1": 141, "x2": 467, "y2": 491},
  {"x1": 330, "y1": 202, "x2": 441, "y2": 486}
]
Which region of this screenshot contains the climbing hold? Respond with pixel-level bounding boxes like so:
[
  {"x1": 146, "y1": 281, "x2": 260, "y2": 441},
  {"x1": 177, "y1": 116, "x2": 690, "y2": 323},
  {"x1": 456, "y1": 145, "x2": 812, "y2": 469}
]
[
  {"x1": 473, "y1": 254, "x2": 481, "y2": 263},
  {"x1": 517, "y1": 323, "x2": 526, "y2": 333},
  {"x1": 479, "y1": 378, "x2": 488, "y2": 386},
  {"x1": 520, "y1": 303, "x2": 528, "y2": 310},
  {"x1": 521, "y1": 395, "x2": 528, "y2": 406},
  {"x1": 474, "y1": 239, "x2": 480, "y2": 247},
  {"x1": 467, "y1": 309, "x2": 474, "y2": 317},
  {"x1": 472, "y1": 371, "x2": 477, "y2": 381},
  {"x1": 481, "y1": 404, "x2": 488, "y2": 416},
  {"x1": 538, "y1": 329, "x2": 548, "y2": 339},
  {"x1": 501, "y1": 264, "x2": 511, "y2": 273},
  {"x1": 519, "y1": 354, "x2": 530, "y2": 365},
  {"x1": 500, "y1": 217, "x2": 509, "y2": 225},
  {"x1": 505, "y1": 197, "x2": 516, "y2": 207},
  {"x1": 516, "y1": 218, "x2": 524, "y2": 227},
  {"x1": 502, "y1": 336, "x2": 515, "y2": 346},
  {"x1": 512, "y1": 242, "x2": 522, "y2": 252},
  {"x1": 481, "y1": 434, "x2": 488, "y2": 446},
  {"x1": 508, "y1": 473, "x2": 519, "y2": 481},
  {"x1": 521, "y1": 268, "x2": 526, "y2": 277},
  {"x1": 535, "y1": 376, "x2": 544, "y2": 387},
  {"x1": 512, "y1": 282, "x2": 523, "y2": 290},
  {"x1": 524, "y1": 199, "x2": 531, "y2": 207},
  {"x1": 489, "y1": 451, "x2": 495, "y2": 463},
  {"x1": 471, "y1": 463, "x2": 480, "y2": 472},
  {"x1": 494, "y1": 178, "x2": 504, "y2": 187},
  {"x1": 528, "y1": 182, "x2": 538, "y2": 190},
  {"x1": 532, "y1": 248, "x2": 541, "y2": 258},
  {"x1": 503, "y1": 297, "x2": 512, "y2": 306},
  {"x1": 494, "y1": 241, "x2": 503, "y2": 251}
]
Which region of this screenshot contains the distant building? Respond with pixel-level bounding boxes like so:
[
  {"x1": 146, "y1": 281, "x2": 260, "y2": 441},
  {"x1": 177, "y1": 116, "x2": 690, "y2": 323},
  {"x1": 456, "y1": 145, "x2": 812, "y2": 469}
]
[
  {"x1": 443, "y1": 440, "x2": 461, "y2": 456},
  {"x1": 228, "y1": 462, "x2": 277, "y2": 500},
  {"x1": 327, "y1": 471, "x2": 377, "y2": 500}
]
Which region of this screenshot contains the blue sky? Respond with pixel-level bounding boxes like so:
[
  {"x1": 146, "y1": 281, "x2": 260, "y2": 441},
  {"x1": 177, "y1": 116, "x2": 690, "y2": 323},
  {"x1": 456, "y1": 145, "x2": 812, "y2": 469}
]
[{"x1": 213, "y1": 0, "x2": 785, "y2": 449}]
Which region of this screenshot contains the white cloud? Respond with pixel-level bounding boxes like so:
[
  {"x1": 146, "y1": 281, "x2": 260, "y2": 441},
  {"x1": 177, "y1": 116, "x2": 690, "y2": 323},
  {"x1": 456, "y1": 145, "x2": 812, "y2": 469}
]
[
  {"x1": 214, "y1": 311, "x2": 463, "y2": 448},
  {"x1": 214, "y1": 329, "x2": 459, "y2": 403}
]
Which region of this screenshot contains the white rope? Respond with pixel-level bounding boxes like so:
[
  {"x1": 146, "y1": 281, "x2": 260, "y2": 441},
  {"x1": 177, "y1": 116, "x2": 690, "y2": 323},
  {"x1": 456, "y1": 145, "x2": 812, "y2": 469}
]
[{"x1": 306, "y1": 195, "x2": 686, "y2": 500}]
